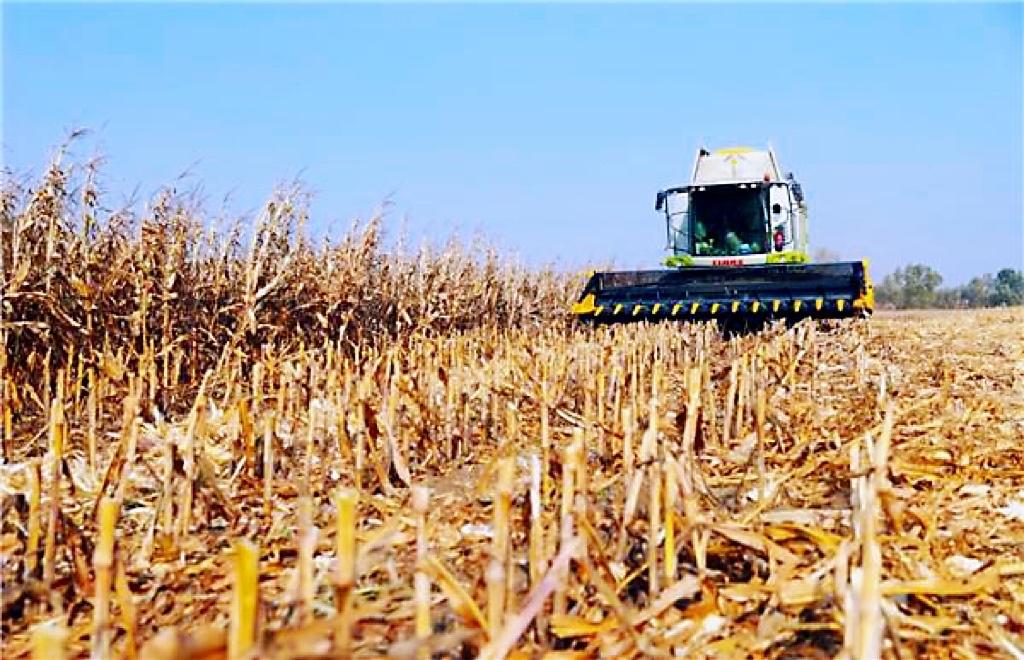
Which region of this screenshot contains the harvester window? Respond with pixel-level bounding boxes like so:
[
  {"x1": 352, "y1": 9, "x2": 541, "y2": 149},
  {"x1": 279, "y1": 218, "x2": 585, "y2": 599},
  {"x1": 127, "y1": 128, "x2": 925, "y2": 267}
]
[{"x1": 689, "y1": 186, "x2": 766, "y2": 256}]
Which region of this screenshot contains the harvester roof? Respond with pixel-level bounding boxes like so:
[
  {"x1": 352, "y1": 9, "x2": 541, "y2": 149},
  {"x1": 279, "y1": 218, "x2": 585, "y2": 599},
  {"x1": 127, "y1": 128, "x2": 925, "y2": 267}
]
[{"x1": 692, "y1": 147, "x2": 781, "y2": 186}]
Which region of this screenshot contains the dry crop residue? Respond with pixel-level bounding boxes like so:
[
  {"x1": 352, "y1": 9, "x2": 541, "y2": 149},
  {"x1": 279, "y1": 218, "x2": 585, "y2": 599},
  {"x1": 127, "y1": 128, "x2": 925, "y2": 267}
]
[{"x1": 1, "y1": 308, "x2": 1023, "y2": 659}]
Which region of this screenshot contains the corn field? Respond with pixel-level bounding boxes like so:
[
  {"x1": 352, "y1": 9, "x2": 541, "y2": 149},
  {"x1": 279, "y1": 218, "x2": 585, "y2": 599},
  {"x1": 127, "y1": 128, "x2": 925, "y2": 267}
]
[
  {"x1": 1, "y1": 152, "x2": 577, "y2": 400},
  {"x1": 2, "y1": 156, "x2": 1023, "y2": 658}
]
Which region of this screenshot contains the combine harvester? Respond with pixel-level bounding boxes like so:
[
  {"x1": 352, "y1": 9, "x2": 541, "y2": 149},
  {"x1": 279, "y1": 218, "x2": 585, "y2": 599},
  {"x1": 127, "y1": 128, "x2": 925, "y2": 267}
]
[{"x1": 572, "y1": 147, "x2": 874, "y2": 325}]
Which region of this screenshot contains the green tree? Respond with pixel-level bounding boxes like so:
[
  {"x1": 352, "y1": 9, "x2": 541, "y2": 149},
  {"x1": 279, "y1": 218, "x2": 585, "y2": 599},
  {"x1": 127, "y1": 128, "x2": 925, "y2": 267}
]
[
  {"x1": 959, "y1": 274, "x2": 994, "y2": 308},
  {"x1": 990, "y1": 268, "x2": 1024, "y2": 306},
  {"x1": 901, "y1": 264, "x2": 943, "y2": 308},
  {"x1": 877, "y1": 264, "x2": 944, "y2": 309},
  {"x1": 872, "y1": 264, "x2": 1022, "y2": 309},
  {"x1": 934, "y1": 287, "x2": 963, "y2": 309},
  {"x1": 875, "y1": 270, "x2": 904, "y2": 308}
]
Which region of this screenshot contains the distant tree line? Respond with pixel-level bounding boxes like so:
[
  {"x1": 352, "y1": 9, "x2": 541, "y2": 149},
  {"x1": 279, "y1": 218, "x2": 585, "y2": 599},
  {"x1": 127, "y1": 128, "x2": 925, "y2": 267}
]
[{"x1": 875, "y1": 264, "x2": 1024, "y2": 309}]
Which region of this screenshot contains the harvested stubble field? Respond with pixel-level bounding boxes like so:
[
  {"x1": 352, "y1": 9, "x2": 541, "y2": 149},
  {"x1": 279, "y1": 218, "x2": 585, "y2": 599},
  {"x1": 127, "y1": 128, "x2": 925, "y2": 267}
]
[{"x1": 2, "y1": 160, "x2": 1023, "y2": 659}]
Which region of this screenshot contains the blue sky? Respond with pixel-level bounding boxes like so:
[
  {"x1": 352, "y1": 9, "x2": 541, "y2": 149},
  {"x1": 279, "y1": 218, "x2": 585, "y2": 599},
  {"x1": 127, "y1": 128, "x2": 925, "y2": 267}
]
[{"x1": 4, "y1": 3, "x2": 1022, "y2": 283}]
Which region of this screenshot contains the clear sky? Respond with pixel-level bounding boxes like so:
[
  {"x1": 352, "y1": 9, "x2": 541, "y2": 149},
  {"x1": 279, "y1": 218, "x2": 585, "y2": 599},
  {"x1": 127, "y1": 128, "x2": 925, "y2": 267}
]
[{"x1": 4, "y1": 3, "x2": 1022, "y2": 283}]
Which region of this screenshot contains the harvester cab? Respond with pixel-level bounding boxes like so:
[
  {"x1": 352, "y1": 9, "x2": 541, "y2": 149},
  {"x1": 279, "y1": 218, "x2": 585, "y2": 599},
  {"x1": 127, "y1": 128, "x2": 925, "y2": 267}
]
[
  {"x1": 656, "y1": 148, "x2": 807, "y2": 268},
  {"x1": 573, "y1": 146, "x2": 873, "y2": 323}
]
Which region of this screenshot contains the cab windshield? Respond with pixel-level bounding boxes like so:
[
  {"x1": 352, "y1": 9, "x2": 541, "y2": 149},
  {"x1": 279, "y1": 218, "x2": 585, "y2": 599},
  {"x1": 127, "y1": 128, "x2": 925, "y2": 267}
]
[{"x1": 690, "y1": 185, "x2": 766, "y2": 256}]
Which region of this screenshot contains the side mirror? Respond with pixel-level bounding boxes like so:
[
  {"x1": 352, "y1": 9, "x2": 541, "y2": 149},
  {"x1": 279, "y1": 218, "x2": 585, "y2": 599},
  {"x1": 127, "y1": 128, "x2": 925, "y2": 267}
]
[{"x1": 655, "y1": 190, "x2": 666, "y2": 212}]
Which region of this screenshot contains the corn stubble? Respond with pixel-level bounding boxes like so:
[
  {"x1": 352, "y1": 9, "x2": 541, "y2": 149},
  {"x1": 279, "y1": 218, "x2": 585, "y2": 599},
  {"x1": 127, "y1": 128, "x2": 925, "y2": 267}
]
[{"x1": 2, "y1": 157, "x2": 1024, "y2": 658}]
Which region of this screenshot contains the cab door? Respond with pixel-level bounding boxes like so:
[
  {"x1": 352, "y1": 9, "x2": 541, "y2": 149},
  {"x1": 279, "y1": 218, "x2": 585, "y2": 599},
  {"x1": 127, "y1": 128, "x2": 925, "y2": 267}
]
[
  {"x1": 663, "y1": 190, "x2": 691, "y2": 255},
  {"x1": 768, "y1": 184, "x2": 793, "y2": 252}
]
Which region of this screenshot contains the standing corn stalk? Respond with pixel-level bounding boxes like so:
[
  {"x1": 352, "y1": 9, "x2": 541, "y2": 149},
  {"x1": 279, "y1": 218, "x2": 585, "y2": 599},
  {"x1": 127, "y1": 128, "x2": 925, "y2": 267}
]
[
  {"x1": 229, "y1": 540, "x2": 260, "y2": 660},
  {"x1": 412, "y1": 485, "x2": 431, "y2": 659},
  {"x1": 334, "y1": 487, "x2": 358, "y2": 653},
  {"x1": 91, "y1": 498, "x2": 119, "y2": 660}
]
